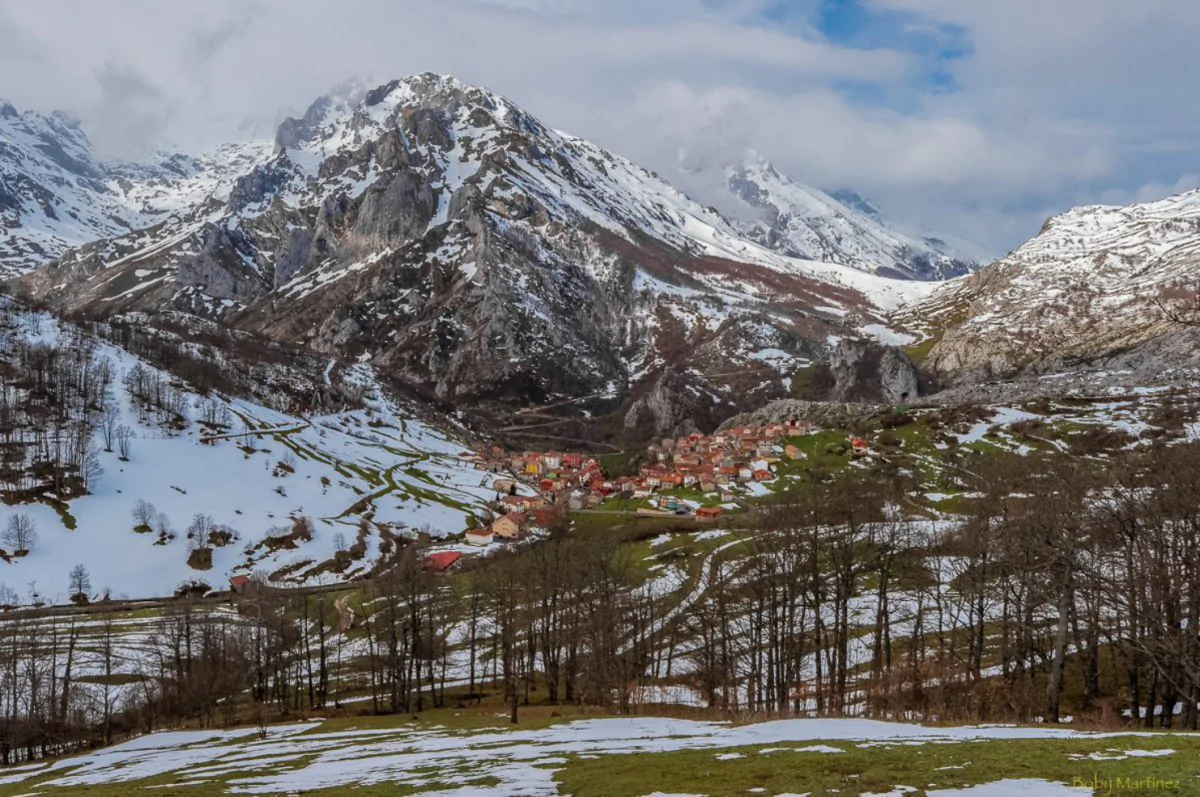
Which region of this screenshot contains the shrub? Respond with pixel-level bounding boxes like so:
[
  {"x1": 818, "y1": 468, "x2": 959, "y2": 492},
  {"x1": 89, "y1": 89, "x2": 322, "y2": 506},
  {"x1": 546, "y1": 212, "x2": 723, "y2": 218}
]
[{"x1": 880, "y1": 411, "x2": 914, "y2": 429}]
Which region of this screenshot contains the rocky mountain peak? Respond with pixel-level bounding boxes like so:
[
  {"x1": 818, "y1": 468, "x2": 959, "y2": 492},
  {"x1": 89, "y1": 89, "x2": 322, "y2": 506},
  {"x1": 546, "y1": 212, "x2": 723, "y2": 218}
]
[
  {"x1": 720, "y1": 150, "x2": 978, "y2": 281},
  {"x1": 829, "y1": 189, "x2": 882, "y2": 221}
]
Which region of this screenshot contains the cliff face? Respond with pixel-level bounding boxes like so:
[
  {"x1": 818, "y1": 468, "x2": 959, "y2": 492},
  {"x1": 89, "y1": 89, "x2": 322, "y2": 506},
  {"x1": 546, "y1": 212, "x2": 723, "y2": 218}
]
[{"x1": 828, "y1": 340, "x2": 920, "y2": 404}]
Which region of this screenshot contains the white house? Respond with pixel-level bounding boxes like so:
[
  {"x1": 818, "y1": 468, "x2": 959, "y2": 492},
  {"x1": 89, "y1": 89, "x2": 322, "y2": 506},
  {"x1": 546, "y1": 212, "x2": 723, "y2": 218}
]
[{"x1": 465, "y1": 529, "x2": 494, "y2": 547}]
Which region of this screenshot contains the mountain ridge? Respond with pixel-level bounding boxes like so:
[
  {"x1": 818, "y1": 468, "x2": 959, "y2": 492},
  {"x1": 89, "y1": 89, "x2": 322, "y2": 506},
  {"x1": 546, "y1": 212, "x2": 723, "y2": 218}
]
[
  {"x1": 11, "y1": 73, "x2": 940, "y2": 438},
  {"x1": 899, "y1": 187, "x2": 1200, "y2": 389},
  {"x1": 722, "y1": 151, "x2": 980, "y2": 281},
  {"x1": 0, "y1": 98, "x2": 271, "y2": 277}
]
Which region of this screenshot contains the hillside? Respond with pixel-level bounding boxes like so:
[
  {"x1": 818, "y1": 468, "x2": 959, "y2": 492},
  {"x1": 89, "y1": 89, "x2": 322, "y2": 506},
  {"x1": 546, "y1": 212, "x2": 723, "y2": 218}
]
[
  {"x1": 0, "y1": 299, "x2": 495, "y2": 601},
  {"x1": 0, "y1": 712, "x2": 1190, "y2": 796},
  {"x1": 901, "y1": 189, "x2": 1200, "y2": 387},
  {"x1": 1, "y1": 309, "x2": 1199, "y2": 781}
]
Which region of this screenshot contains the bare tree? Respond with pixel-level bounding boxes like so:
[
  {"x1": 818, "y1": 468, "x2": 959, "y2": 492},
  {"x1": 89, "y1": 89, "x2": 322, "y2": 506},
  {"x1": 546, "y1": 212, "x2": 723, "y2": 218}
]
[
  {"x1": 187, "y1": 513, "x2": 215, "y2": 543},
  {"x1": 82, "y1": 443, "x2": 104, "y2": 490},
  {"x1": 68, "y1": 565, "x2": 91, "y2": 605},
  {"x1": 3, "y1": 513, "x2": 37, "y2": 553},
  {"x1": 116, "y1": 425, "x2": 134, "y2": 461},
  {"x1": 1154, "y1": 287, "x2": 1200, "y2": 326},
  {"x1": 132, "y1": 499, "x2": 157, "y2": 531},
  {"x1": 99, "y1": 401, "x2": 119, "y2": 452}
]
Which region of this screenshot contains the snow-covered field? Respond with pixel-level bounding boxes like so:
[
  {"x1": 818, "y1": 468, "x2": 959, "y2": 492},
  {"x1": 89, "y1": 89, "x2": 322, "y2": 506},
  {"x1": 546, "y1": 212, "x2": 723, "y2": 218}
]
[
  {"x1": 0, "y1": 716, "x2": 1182, "y2": 796},
  {"x1": 1, "y1": 312, "x2": 494, "y2": 601}
]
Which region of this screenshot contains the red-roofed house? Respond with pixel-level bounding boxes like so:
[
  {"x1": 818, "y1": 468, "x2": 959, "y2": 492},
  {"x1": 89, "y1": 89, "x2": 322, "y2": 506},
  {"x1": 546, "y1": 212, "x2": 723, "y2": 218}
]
[
  {"x1": 491, "y1": 514, "x2": 524, "y2": 540},
  {"x1": 426, "y1": 551, "x2": 462, "y2": 573},
  {"x1": 501, "y1": 494, "x2": 545, "y2": 511}
]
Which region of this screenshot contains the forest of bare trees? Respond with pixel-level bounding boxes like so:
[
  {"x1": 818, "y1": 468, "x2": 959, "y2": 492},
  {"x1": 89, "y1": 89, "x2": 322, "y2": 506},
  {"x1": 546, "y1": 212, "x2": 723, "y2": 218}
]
[
  {"x1": 133, "y1": 439, "x2": 1200, "y2": 735},
  {"x1": 1, "y1": 439, "x2": 1200, "y2": 764},
  {"x1": 0, "y1": 303, "x2": 107, "y2": 504},
  {"x1": 665, "y1": 444, "x2": 1200, "y2": 731}
]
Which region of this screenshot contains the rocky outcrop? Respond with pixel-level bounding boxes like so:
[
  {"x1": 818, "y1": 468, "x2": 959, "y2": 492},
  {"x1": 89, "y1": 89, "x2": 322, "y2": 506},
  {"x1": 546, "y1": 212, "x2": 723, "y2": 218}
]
[
  {"x1": 828, "y1": 339, "x2": 920, "y2": 404},
  {"x1": 622, "y1": 367, "x2": 707, "y2": 439},
  {"x1": 717, "y1": 399, "x2": 872, "y2": 431}
]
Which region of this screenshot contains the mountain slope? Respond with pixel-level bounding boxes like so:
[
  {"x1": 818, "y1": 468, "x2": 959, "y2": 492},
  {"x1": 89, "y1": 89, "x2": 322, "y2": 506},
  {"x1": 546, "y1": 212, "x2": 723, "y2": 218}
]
[
  {"x1": 903, "y1": 189, "x2": 1200, "y2": 384},
  {"x1": 722, "y1": 153, "x2": 979, "y2": 280},
  {"x1": 0, "y1": 301, "x2": 494, "y2": 599},
  {"x1": 18, "y1": 74, "x2": 935, "y2": 435},
  {"x1": 0, "y1": 98, "x2": 270, "y2": 277}
]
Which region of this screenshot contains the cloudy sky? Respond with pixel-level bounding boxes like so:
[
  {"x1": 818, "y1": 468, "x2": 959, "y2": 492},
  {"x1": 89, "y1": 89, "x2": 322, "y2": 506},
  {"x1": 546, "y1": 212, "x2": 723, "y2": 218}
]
[{"x1": 1, "y1": 0, "x2": 1197, "y2": 255}]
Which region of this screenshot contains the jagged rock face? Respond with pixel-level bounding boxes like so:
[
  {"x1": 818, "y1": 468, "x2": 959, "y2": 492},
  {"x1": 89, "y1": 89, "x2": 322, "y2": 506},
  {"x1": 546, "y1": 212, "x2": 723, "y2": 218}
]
[
  {"x1": 624, "y1": 367, "x2": 705, "y2": 438},
  {"x1": 619, "y1": 314, "x2": 804, "y2": 436},
  {"x1": 724, "y1": 154, "x2": 979, "y2": 281},
  {"x1": 828, "y1": 339, "x2": 920, "y2": 404},
  {"x1": 903, "y1": 190, "x2": 1200, "y2": 385},
  {"x1": 716, "y1": 398, "x2": 867, "y2": 431},
  {"x1": 17, "y1": 74, "x2": 927, "y2": 424}
]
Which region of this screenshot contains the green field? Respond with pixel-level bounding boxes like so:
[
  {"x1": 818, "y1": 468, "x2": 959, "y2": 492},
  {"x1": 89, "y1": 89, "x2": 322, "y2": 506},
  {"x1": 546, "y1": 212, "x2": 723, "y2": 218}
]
[{"x1": 2, "y1": 707, "x2": 1196, "y2": 797}]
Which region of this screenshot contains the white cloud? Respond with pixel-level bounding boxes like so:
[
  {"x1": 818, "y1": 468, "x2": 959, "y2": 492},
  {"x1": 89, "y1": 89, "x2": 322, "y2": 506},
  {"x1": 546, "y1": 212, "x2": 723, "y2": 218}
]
[{"x1": 0, "y1": 0, "x2": 1197, "y2": 253}]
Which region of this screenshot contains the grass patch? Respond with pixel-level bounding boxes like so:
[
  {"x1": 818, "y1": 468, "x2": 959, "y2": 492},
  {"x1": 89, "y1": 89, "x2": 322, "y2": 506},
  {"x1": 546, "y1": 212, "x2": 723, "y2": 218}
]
[
  {"x1": 43, "y1": 496, "x2": 78, "y2": 530},
  {"x1": 901, "y1": 333, "x2": 940, "y2": 365},
  {"x1": 556, "y1": 734, "x2": 1200, "y2": 797},
  {"x1": 187, "y1": 547, "x2": 213, "y2": 570},
  {"x1": 599, "y1": 449, "x2": 641, "y2": 477}
]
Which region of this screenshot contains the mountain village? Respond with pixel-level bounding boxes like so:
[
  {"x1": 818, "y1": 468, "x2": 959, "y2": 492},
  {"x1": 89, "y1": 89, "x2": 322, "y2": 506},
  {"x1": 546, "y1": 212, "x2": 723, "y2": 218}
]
[{"x1": 456, "y1": 418, "x2": 836, "y2": 547}]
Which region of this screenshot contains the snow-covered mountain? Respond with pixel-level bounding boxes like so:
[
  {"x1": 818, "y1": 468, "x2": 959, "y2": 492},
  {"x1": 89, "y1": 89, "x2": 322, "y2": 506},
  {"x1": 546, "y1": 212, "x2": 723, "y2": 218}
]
[
  {"x1": 17, "y1": 74, "x2": 936, "y2": 435},
  {"x1": 723, "y1": 153, "x2": 980, "y2": 281},
  {"x1": 0, "y1": 98, "x2": 271, "y2": 278},
  {"x1": 903, "y1": 189, "x2": 1200, "y2": 383}
]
